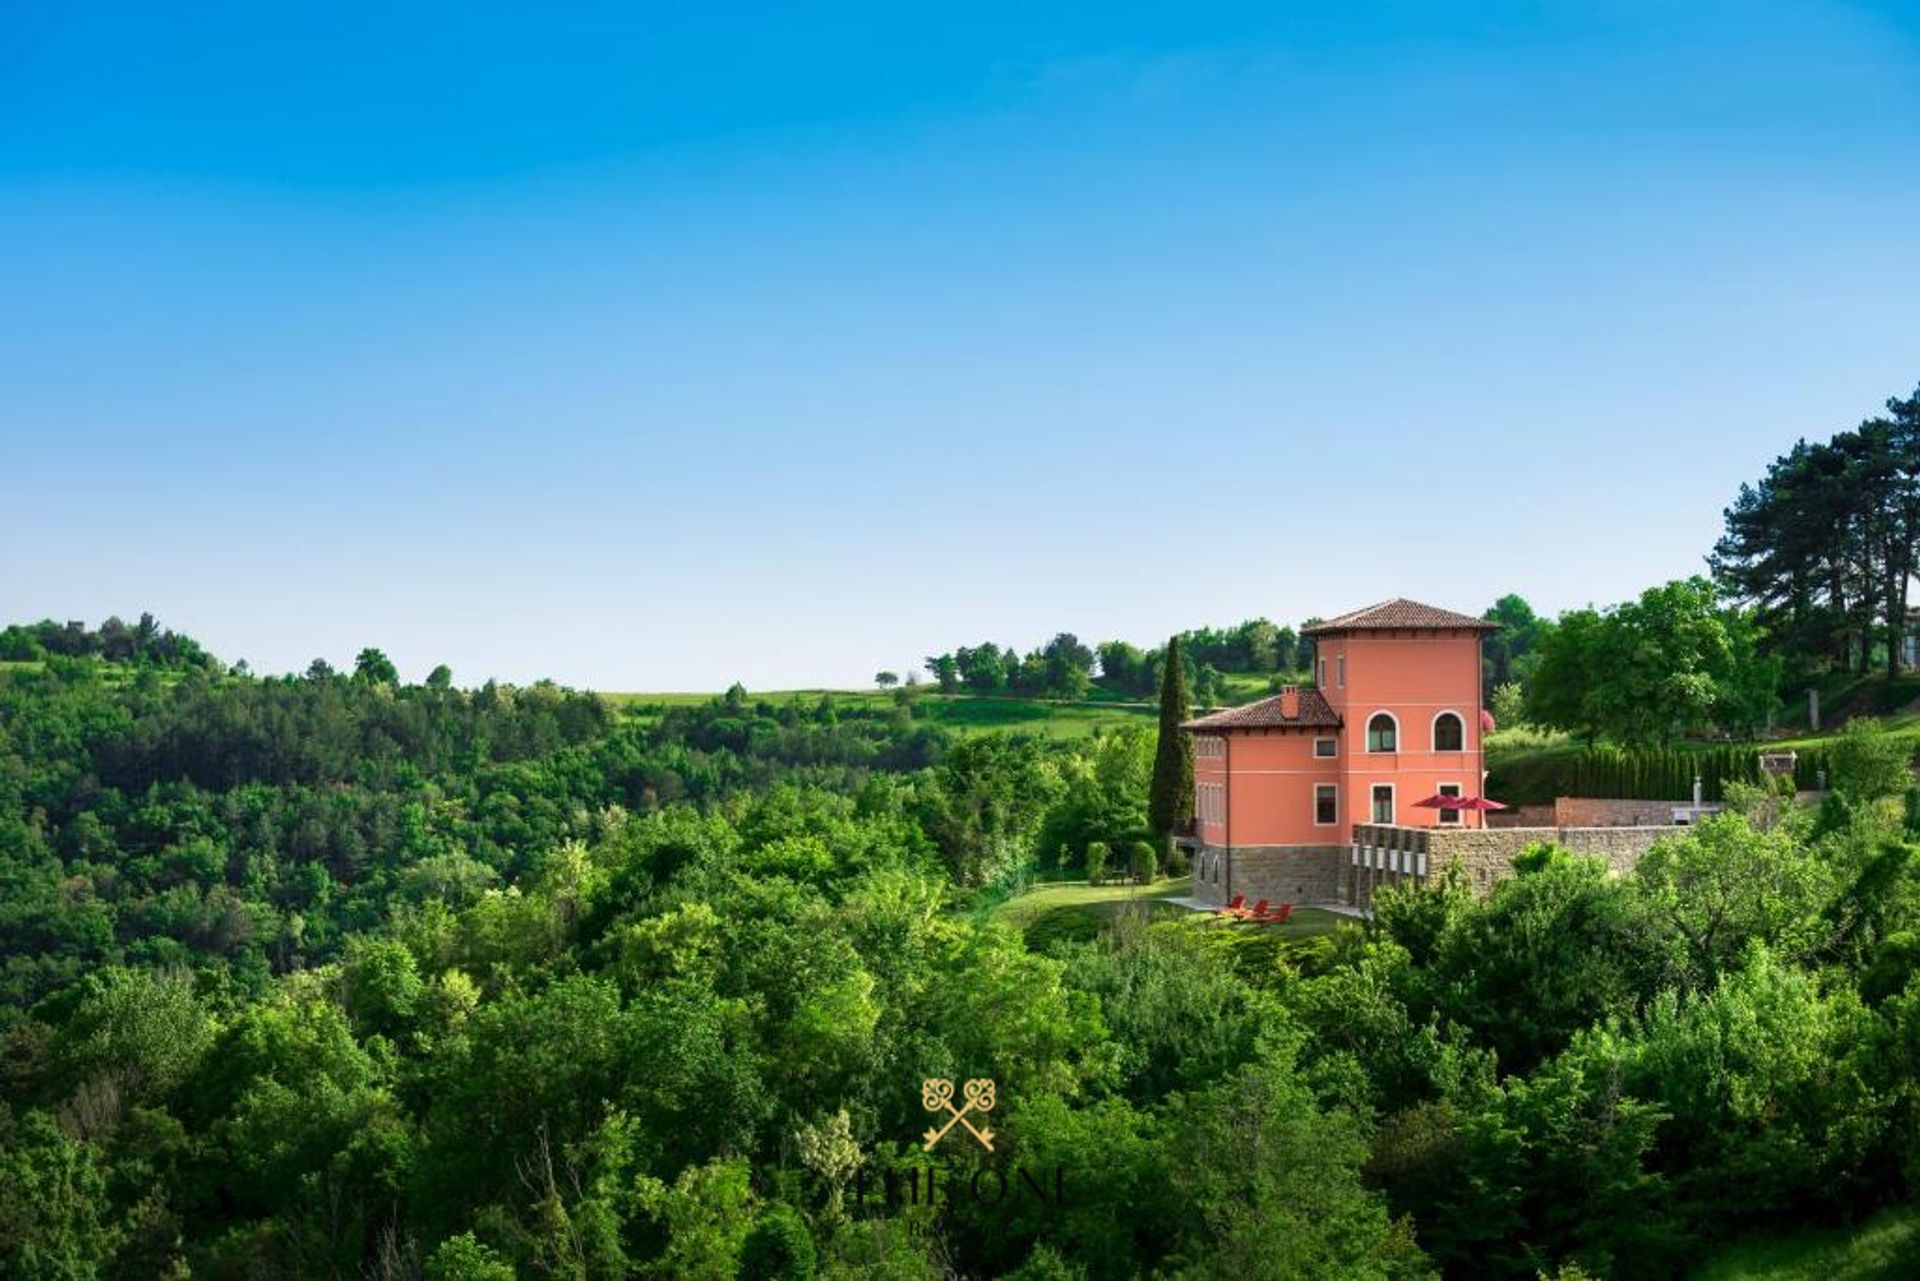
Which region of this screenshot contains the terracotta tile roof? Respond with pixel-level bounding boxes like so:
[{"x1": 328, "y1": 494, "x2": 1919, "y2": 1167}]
[
  {"x1": 1302, "y1": 598, "x2": 1497, "y2": 635},
  {"x1": 1182, "y1": 687, "x2": 1341, "y2": 731}
]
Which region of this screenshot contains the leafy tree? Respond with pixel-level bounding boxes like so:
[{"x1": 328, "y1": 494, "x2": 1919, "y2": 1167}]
[
  {"x1": 1489, "y1": 681, "x2": 1527, "y2": 730},
  {"x1": 1483, "y1": 594, "x2": 1546, "y2": 689},
  {"x1": 353, "y1": 646, "x2": 399, "y2": 685},
  {"x1": 1165, "y1": 1036, "x2": 1431, "y2": 1278},
  {"x1": 1527, "y1": 581, "x2": 1778, "y2": 744},
  {"x1": 1631, "y1": 813, "x2": 1834, "y2": 988},
  {"x1": 1148, "y1": 636, "x2": 1195, "y2": 840},
  {"x1": 874, "y1": 670, "x2": 899, "y2": 689}
]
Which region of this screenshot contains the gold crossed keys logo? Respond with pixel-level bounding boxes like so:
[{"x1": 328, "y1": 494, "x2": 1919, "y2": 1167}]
[{"x1": 921, "y1": 1078, "x2": 996, "y2": 1151}]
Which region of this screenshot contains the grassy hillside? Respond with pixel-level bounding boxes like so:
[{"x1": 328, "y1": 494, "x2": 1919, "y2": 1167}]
[
  {"x1": 609, "y1": 689, "x2": 1159, "y2": 739},
  {"x1": 1692, "y1": 1203, "x2": 1920, "y2": 1280}
]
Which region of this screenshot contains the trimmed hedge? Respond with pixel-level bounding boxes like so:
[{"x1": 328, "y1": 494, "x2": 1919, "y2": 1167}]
[{"x1": 1489, "y1": 744, "x2": 1775, "y2": 805}]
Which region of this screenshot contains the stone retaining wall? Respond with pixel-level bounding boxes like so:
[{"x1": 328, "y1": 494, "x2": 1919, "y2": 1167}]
[
  {"x1": 1346, "y1": 823, "x2": 1680, "y2": 910},
  {"x1": 1554, "y1": 797, "x2": 1723, "y2": 827}
]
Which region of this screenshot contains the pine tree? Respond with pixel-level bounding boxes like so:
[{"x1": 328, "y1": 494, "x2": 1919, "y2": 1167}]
[{"x1": 1150, "y1": 636, "x2": 1195, "y2": 839}]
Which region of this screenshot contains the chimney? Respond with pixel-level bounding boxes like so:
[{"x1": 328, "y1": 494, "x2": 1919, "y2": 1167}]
[{"x1": 1279, "y1": 684, "x2": 1300, "y2": 720}]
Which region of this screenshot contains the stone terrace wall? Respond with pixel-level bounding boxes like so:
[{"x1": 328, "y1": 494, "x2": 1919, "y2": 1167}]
[
  {"x1": 1348, "y1": 823, "x2": 1681, "y2": 910},
  {"x1": 1554, "y1": 797, "x2": 1723, "y2": 827},
  {"x1": 1487, "y1": 804, "x2": 1556, "y2": 829}
]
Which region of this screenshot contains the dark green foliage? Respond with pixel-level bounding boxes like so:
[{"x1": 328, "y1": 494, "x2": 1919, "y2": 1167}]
[
  {"x1": 1526, "y1": 578, "x2": 1779, "y2": 744},
  {"x1": 739, "y1": 1203, "x2": 816, "y2": 1280},
  {"x1": 1713, "y1": 387, "x2": 1920, "y2": 680},
  {"x1": 1148, "y1": 637, "x2": 1193, "y2": 839}
]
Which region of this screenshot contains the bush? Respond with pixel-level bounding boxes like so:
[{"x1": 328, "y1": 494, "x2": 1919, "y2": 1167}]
[
  {"x1": 739, "y1": 1203, "x2": 816, "y2": 1280},
  {"x1": 1084, "y1": 841, "x2": 1110, "y2": 886},
  {"x1": 1130, "y1": 840, "x2": 1158, "y2": 884},
  {"x1": 426, "y1": 1234, "x2": 515, "y2": 1281},
  {"x1": 1162, "y1": 839, "x2": 1189, "y2": 878},
  {"x1": 1826, "y1": 718, "x2": 1914, "y2": 801}
]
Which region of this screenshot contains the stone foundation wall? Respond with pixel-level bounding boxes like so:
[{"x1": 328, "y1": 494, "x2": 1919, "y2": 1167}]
[
  {"x1": 1186, "y1": 844, "x2": 1344, "y2": 907},
  {"x1": 1188, "y1": 844, "x2": 1229, "y2": 906},
  {"x1": 1227, "y1": 845, "x2": 1345, "y2": 906}
]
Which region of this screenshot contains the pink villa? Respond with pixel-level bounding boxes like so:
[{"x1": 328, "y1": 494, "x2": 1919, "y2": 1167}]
[{"x1": 1178, "y1": 598, "x2": 1497, "y2": 907}]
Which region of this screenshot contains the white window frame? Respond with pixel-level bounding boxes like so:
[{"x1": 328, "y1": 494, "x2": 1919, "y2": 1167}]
[
  {"x1": 1371, "y1": 783, "x2": 1396, "y2": 825},
  {"x1": 1431, "y1": 709, "x2": 1466, "y2": 753},
  {"x1": 1436, "y1": 781, "x2": 1463, "y2": 825},
  {"x1": 1313, "y1": 783, "x2": 1339, "y2": 827},
  {"x1": 1365, "y1": 710, "x2": 1400, "y2": 753},
  {"x1": 1313, "y1": 736, "x2": 1338, "y2": 758}
]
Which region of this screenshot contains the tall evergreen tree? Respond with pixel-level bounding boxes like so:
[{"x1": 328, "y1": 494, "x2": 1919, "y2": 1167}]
[{"x1": 1149, "y1": 635, "x2": 1195, "y2": 839}]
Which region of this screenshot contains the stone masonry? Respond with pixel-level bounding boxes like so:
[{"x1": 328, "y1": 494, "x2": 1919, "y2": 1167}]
[
  {"x1": 1187, "y1": 843, "x2": 1344, "y2": 907},
  {"x1": 1346, "y1": 822, "x2": 1683, "y2": 910}
]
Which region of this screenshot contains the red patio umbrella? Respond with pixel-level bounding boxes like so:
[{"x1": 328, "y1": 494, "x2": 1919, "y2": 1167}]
[
  {"x1": 1450, "y1": 796, "x2": 1508, "y2": 812},
  {"x1": 1411, "y1": 793, "x2": 1457, "y2": 809}
]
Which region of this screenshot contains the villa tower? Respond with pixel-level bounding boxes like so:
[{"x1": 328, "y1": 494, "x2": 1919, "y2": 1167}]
[{"x1": 1180, "y1": 598, "x2": 1496, "y2": 906}]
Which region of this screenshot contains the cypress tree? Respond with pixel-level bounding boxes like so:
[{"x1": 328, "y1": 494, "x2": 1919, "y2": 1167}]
[{"x1": 1149, "y1": 636, "x2": 1195, "y2": 840}]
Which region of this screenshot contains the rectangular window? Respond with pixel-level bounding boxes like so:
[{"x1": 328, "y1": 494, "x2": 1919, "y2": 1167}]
[
  {"x1": 1336, "y1": 655, "x2": 1345, "y2": 688},
  {"x1": 1372, "y1": 784, "x2": 1395, "y2": 824},
  {"x1": 1313, "y1": 737, "x2": 1337, "y2": 758},
  {"x1": 1314, "y1": 784, "x2": 1337, "y2": 826},
  {"x1": 1316, "y1": 657, "x2": 1326, "y2": 687},
  {"x1": 1438, "y1": 783, "x2": 1462, "y2": 825}
]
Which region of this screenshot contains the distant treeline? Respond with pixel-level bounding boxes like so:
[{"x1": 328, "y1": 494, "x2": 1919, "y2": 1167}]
[
  {"x1": 0, "y1": 613, "x2": 215, "y2": 669},
  {"x1": 922, "y1": 617, "x2": 1310, "y2": 702}
]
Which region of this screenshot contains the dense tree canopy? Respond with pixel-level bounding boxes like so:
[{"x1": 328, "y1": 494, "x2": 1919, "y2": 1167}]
[
  {"x1": 5, "y1": 617, "x2": 1920, "y2": 1278},
  {"x1": 1525, "y1": 578, "x2": 1779, "y2": 744}
]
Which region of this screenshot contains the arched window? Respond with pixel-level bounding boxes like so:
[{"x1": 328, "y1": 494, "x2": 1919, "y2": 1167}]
[
  {"x1": 1433, "y1": 711, "x2": 1464, "y2": 752},
  {"x1": 1366, "y1": 712, "x2": 1398, "y2": 752}
]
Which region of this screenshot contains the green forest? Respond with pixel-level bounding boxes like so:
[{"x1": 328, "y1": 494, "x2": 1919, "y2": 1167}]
[{"x1": 5, "y1": 615, "x2": 1920, "y2": 1280}]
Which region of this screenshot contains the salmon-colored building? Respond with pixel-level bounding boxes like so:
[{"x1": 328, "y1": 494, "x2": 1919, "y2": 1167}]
[{"x1": 1179, "y1": 599, "x2": 1496, "y2": 907}]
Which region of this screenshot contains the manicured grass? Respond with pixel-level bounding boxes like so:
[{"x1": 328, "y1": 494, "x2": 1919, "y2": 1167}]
[
  {"x1": 987, "y1": 877, "x2": 1348, "y2": 947},
  {"x1": 606, "y1": 689, "x2": 1157, "y2": 739},
  {"x1": 1692, "y1": 1204, "x2": 1920, "y2": 1280},
  {"x1": 986, "y1": 877, "x2": 1196, "y2": 932}
]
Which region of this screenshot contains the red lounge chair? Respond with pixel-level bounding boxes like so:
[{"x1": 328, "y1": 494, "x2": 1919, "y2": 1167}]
[
  {"x1": 1214, "y1": 893, "x2": 1246, "y2": 918},
  {"x1": 1250, "y1": 901, "x2": 1295, "y2": 925},
  {"x1": 1234, "y1": 899, "x2": 1268, "y2": 922}
]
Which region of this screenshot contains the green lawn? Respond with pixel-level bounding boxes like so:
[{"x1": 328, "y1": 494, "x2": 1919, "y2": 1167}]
[
  {"x1": 1693, "y1": 1204, "x2": 1920, "y2": 1280},
  {"x1": 986, "y1": 877, "x2": 1348, "y2": 950},
  {"x1": 986, "y1": 877, "x2": 1197, "y2": 932},
  {"x1": 607, "y1": 689, "x2": 1157, "y2": 739}
]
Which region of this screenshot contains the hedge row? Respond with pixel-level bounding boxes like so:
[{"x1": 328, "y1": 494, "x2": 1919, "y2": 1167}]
[{"x1": 1488, "y1": 744, "x2": 1794, "y2": 805}]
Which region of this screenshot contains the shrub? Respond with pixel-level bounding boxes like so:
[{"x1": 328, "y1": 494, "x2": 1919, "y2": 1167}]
[
  {"x1": 1826, "y1": 717, "x2": 1914, "y2": 801},
  {"x1": 1130, "y1": 840, "x2": 1158, "y2": 884},
  {"x1": 739, "y1": 1203, "x2": 816, "y2": 1280},
  {"x1": 1084, "y1": 841, "x2": 1110, "y2": 886}
]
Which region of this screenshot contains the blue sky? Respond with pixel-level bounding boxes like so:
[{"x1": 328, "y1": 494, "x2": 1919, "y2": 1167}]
[{"x1": 5, "y1": 2, "x2": 1919, "y2": 689}]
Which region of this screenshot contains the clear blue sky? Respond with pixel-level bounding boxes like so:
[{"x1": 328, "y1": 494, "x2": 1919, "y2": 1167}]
[{"x1": 5, "y1": 2, "x2": 1919, "y2": 689}]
